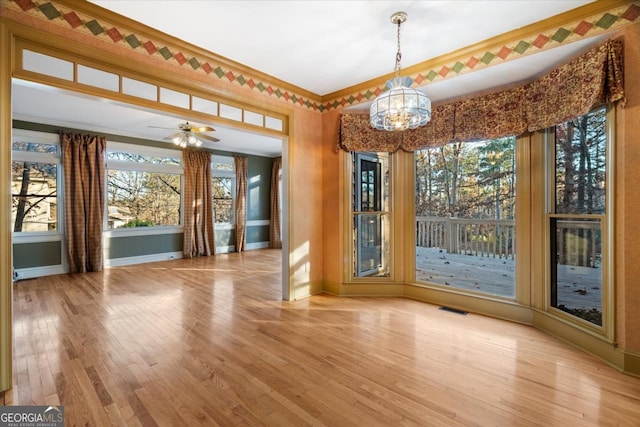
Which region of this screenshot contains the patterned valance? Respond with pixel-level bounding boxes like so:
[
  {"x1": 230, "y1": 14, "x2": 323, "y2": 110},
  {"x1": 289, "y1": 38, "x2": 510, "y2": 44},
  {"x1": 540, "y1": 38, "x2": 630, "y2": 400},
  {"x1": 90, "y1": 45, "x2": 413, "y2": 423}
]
[{"x1": 338, "y1": 39, "x2": 624, "y2": 152}]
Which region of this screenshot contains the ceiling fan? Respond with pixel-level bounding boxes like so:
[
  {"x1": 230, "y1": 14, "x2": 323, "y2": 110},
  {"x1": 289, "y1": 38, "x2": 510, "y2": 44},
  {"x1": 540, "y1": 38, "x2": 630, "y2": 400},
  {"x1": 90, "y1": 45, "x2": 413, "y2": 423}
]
[{"x1": 149, "y1": 121, "x2": 220, "y2": 148}]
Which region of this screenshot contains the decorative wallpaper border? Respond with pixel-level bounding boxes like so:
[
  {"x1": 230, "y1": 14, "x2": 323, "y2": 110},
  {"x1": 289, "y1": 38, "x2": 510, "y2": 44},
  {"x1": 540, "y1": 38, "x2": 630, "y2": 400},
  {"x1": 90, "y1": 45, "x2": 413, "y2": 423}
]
[
  {"x1": 333, "y1": 2, "x2": 640, "y2": 110},
  {"x1": 3, "y1": 0, "x2": 640, "y2": 113}
]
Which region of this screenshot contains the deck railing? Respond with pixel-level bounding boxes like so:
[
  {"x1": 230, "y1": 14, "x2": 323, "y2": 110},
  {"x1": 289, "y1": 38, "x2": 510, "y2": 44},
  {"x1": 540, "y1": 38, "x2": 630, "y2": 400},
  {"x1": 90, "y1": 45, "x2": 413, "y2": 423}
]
[
  {"x1": 417, "y1": 216, "x2": 601, "y2": 266},
  {"x1": 416, "y1": 216, "x2": 516, "y2": 259}
]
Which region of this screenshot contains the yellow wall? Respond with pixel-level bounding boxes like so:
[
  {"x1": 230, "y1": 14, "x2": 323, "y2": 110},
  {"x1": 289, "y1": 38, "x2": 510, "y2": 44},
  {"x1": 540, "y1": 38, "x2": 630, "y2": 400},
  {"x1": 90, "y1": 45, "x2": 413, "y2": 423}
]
[
  {"x1": 616, "y1": 22, "x2": 640, "y2": 353},
  {"x1": 321, "y1": 109, "x2": 344, "y2": 288}
]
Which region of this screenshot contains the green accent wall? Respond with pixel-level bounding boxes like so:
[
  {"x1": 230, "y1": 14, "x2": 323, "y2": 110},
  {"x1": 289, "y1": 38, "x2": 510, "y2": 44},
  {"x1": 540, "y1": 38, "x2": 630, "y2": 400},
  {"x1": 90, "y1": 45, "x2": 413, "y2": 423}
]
[
  {"x1": 247, "y1": 155, "x2": 272, "y2": 222},
  {"x1": 12, "y1": 241, "x2": 61, "y2": 268},
  {"x1": 107, "y1": 233, "x2": 182, "y2": 259},
  {"x1": 247, "y1": 225, "x2": 270, "y2": 244}
]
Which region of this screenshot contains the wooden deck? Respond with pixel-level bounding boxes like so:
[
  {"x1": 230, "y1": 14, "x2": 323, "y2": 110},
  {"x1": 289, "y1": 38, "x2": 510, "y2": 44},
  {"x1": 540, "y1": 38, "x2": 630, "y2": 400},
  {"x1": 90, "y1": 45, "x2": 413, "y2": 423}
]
[{"x1": 416, "y1": 247, "x2": 602, "y2": 310}]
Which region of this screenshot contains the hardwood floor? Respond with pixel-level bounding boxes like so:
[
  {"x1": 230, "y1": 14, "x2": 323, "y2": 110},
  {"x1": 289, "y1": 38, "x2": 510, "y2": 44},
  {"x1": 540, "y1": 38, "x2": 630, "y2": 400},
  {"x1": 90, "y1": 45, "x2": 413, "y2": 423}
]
[{"x1": 9, "y1": 249, "x2": 640, "y2": 426}]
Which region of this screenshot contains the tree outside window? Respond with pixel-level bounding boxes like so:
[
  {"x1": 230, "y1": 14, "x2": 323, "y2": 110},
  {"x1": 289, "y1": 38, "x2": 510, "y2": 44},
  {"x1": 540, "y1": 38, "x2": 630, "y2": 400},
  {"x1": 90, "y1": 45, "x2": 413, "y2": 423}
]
[
  {"x1": 211, "y1": 156, "x2": 235, "y2": 225},
  {"x1": 106, "y1": 149, "x2": 182, "y2": 228},
  {"x1": 11, "y1": 140, "x2": 59, "y2": 233}
]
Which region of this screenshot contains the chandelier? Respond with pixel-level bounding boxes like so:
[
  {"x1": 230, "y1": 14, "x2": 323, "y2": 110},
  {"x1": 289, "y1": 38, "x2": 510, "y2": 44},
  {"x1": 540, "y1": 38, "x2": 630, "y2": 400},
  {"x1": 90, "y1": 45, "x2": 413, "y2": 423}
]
[{"x1": 370, "y1": 11, "x2": 431, "y2": 131}]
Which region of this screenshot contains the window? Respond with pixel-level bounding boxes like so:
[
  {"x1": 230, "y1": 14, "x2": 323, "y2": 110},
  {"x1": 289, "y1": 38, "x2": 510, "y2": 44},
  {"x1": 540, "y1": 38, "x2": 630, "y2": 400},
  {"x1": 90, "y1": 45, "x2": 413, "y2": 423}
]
[
  {"x1": 11, "y1": 130, "x2": 61, "y2": 233},
  {"x1": 415, "y1": 138, "x2": 516, "y2": 298},
  {"x1": 211, "y1": 155, "x2": 235, "y2": 224},
  {"x1": 106, "y1": 143, "x2": 182, "y2": 229},
  {"x1": 352, "y1": 152, "x2": 390, "y2": 277},
  {"x1": 548, "y1": 106, "x2": 608, "y2": 327}
]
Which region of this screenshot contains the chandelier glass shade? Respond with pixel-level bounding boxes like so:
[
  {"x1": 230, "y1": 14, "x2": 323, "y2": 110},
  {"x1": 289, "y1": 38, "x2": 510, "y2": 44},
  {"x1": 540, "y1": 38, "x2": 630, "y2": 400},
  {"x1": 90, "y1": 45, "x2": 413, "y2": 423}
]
[
  {"x1": 370, "y1": 76, "x2": 431, "y2": 131},
  {"x1": 172, "y1": 131, "x2": 202, "y2": 148},
  {"x1": 370, "y1": 12, "x2": 432, "y2": 131}
]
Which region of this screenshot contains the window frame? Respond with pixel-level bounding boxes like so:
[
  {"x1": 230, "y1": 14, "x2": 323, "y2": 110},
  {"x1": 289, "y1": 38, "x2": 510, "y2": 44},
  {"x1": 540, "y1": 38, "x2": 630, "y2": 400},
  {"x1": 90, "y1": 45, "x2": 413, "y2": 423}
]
[
  {"x1": 544, "y1": 104, "x2": 614, "y2": 338},
  {"x1": 350, "y1": 151, "x2": 392, "y2": 279},
  {"x1": 11, "y1": 129, "x2": 63, "y2": 239},
  {"x1": 211, "y1": 154, "x2": 236, "y2": 230},
  {"x1": 412, "y1": 138, "x2": 518, "y2": 299}
]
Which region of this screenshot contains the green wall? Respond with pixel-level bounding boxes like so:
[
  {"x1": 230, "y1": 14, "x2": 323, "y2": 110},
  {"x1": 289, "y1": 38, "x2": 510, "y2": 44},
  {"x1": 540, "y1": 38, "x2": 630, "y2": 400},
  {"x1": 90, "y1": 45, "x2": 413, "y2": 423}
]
[
  {"x1": 247, "y1": 155, "x2": 272, "y2": 222},
  {"x1": 12, "y1": 241, "x2": 61, "y2": 268},
  {"x1": 106, "y1": 233, "x2": 182, "y2": 259}
]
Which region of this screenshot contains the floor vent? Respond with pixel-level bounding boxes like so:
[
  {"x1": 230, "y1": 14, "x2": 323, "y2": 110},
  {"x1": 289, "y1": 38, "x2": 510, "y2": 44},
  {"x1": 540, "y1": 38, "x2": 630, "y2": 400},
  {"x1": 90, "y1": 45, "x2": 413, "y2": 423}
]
[{"x1": 439, "y1": 306, "x2": 468, "y2": 315}]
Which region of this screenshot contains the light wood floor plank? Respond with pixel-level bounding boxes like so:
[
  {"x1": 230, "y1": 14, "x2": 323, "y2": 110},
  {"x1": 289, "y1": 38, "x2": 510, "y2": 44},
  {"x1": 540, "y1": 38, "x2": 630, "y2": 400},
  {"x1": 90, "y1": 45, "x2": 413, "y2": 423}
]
[{"x1": 9, "y1": 249, "x2": 640, "y2": 426}]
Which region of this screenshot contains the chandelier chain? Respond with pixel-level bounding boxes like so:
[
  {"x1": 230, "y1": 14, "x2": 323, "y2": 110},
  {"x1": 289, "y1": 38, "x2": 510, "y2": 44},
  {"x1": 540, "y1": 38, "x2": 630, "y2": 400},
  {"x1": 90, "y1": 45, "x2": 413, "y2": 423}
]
[{"x1": 394, "y1": 19, "x2": 402, "y2": 77}]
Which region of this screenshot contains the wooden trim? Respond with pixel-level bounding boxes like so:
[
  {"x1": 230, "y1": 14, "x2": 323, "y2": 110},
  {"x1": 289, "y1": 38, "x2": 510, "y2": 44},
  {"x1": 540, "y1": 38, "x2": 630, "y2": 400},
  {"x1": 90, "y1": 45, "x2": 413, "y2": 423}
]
[
  {"x1": 515, "y1": 133, "x2": 532, "y2": 306},
  {"x1": 532, "y1": 309, "x2": 623, "y2": 368},
  {"x1": 330, "y1": 283, "x2": 405, "y2": 297},
  {"x1": 622, "y1": 349, "x2": 640, "y2": 377},
  {"x1": 12, "y1": 34, "x2": 289, "y2": 137},
  {"x1": 403, "y1": 283, "x2": 534, "y2": 325},
  {"x1": 0, "y1": 21, "x2": 13, "y2": 393},
  {"x1": 604, "y1": 104, "x2": 616, "y2": 340}
]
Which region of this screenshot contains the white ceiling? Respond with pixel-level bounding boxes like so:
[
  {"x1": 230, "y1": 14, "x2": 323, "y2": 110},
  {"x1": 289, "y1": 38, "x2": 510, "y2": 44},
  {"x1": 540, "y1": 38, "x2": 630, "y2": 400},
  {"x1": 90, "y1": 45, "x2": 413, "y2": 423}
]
[
  {"x1": 88, "y1": 0, "x2": 596, "y2": 96},
  {"x1": 13, "y1": 1, "x2": 603, "y2": 156}
]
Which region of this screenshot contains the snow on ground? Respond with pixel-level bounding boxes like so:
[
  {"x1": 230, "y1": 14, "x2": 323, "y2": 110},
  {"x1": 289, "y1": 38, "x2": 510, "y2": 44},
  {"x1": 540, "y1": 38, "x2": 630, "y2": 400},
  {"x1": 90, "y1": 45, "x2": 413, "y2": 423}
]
[{"x1": 415, "y1": 247, "x2": 601, "y2": 310}]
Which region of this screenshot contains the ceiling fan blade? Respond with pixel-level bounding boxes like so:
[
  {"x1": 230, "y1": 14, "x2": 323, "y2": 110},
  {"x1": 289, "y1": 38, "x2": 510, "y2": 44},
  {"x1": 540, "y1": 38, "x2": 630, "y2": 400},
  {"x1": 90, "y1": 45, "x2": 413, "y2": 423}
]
[
  {"x1": 148, "y1": 125, "x2": 176, "y2": 130},
  {"x1": 191, "y1": 126, "x2": 215, "y2": 133},
  {"x1": 163, "y1": 132, "x2": 182, "y2": 141},
  {"x1": 197, "y1": 134, "x2": 220, "y2": 143}
]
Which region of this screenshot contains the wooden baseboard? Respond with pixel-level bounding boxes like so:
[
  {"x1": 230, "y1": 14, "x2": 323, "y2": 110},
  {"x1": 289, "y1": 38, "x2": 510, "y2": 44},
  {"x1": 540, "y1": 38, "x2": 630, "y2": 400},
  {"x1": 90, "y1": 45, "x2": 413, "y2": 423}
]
[{"x1": 622, "y1": 349, "x2": 640, "y2": 377}]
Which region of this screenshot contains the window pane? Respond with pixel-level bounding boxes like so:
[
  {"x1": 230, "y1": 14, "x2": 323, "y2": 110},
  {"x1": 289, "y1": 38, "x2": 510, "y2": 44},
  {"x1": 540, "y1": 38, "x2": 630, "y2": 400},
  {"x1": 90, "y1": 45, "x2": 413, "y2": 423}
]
[
  {"x1": 353, "y1": 152, "x2": 389, "y2": 277},
  {"x1": 550, "y1": 218, "x2": 602, "y2": 326},
  {"x1": 211, "y1": 162, "x2": 233, "y2": 171},
  {"x1": 107, "y1": 170, "x2": 181, "y2": 228},
  {"x1": 213, "y1": 177, "x2": 233, "y2": 223},
  {"x1": 415, "y1": 138, "x2": 516, "y2": 298},
  {"x1": 555, "y1": 107, "x2": 606, "y2": 215},
  {"x1": 11, "y1": 161, "x2": 57, "y2": 232},
  {"x1": 355, "y1": 213, "x2": 389, "y2": 276},
  {"x1": 12, "y1": 141, "x2": 57, "y2": 154},
  {"x1": 107, "y1": 151, "x2": 180, "y2": 166}
]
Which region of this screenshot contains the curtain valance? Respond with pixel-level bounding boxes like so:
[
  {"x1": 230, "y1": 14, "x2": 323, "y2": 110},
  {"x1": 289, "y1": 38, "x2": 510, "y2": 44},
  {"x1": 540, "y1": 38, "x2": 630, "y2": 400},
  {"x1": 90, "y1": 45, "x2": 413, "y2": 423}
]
[{"x1": 338, "y1": 39, "x2": 624, "y2": 153}]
